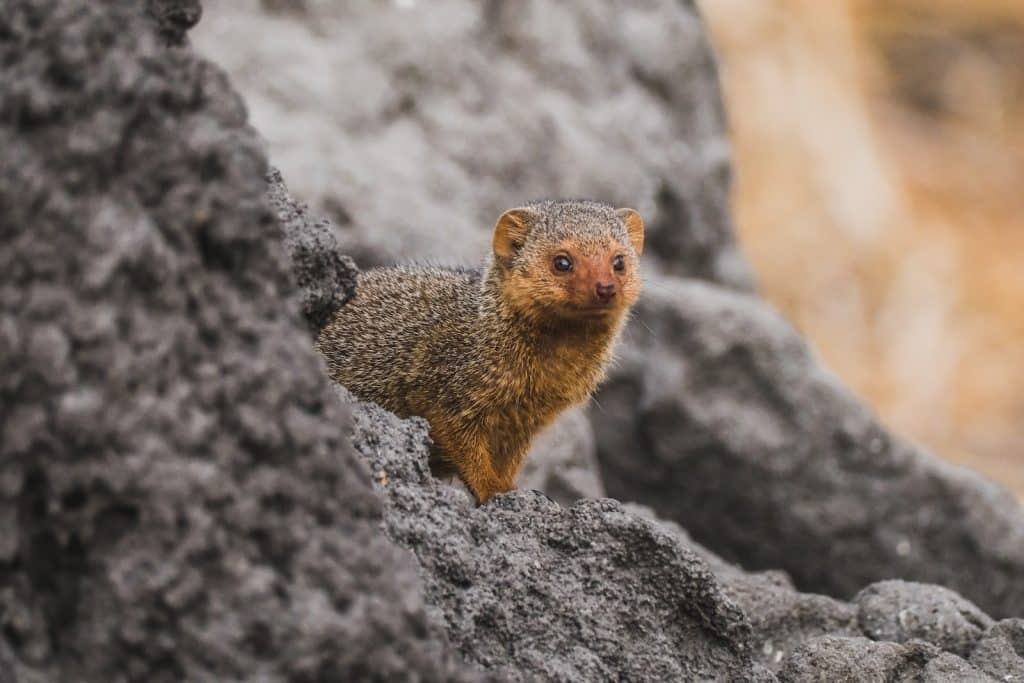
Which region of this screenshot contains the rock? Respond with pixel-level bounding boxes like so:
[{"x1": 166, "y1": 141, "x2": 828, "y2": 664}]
[
  {"x1": 777, "y1": 636, "x2": 990, "y2": 682},
  {"x1": 629, "y1": 505, "x2": 860, "y2": 671},
  {"x1": 971, "y1": 620, "x2": 1024, "y2": 682},
  {"x1": 855, "y1": 580, "x2": 993, "y2": 657},
  {"x1": 334, "y1": 386, "x2": 1023, "y2": 680},
  {"x1": 593, "y1": 275, "x2": 1024, "y2": 619},
  {"x1": 4, "y1": 0, "x2": 1023, "y2": 681},
  {"x1": 0, "y1": 639, "x2": 14, "y2": 683},
  {"x1": 267, "y1": 169, "x2": 358, "y2": 333},
  {"x1": 339, "y1": 387, "x2": 770, "y2": 681},
  {"x1": 0, "y1": 1, "x2": 469, "y2": 680},
  {"x1": 192, "y1": 0, "x2": 754, "y2": 291},
  {"x1": 146, "y1": 0, "x2": 202, "y2": 44}
]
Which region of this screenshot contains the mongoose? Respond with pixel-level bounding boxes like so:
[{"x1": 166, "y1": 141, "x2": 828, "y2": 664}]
[{"x1": 317, "y1": 199, "x2": 643, "y2": 503}]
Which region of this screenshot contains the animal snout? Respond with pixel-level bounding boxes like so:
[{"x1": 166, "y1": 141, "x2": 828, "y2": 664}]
[{"x1": 595, "y1": 282, "x2": 617, "y2": 303}]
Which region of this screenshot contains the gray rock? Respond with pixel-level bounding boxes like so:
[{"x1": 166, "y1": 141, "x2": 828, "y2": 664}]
[
  {"x1": 331, "y1": 387, "x2": 1022, "y2": 680},
  {"x1": 856, "y1": 580, "x2": 994, "y2": 657},
  {"x1": 192, "y1": 0, "x2": 754, "y2": 291},
  {"x1": 146, "y1": 0, "x2": 202, "y2": 44},
  {"x1": 4, "y1": 0, "x2": 1022, "y2": 681},
  {"x1": 339, "y1": 387, "x2": 770, "y2": 681},
  {"x1": 0, "y1": 1, "x2": 469, "y2": 680},
  {"x1": 594, "y1": 275, "x2": 1024, "y2": 618},
  {"x1": 972, "y1": 620, "x2": 1024, "y2": 682},
  {"x1": 777, "y1": 636, "x2": 991, "y2": 682},
  {"x1": 267, "y1": 168, "x2": 358, "y2": 333},
  {"x1": 625, "y1": 503, "x2": 859, "y2": 672},
  {"x1": 0, "y1": 639, "x2": 14, "y2": 683}
]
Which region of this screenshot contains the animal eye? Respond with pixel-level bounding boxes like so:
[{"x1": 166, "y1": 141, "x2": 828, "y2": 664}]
[
  {"x1": 553, "y1": 255, "x2": 573, "y2": 272},
  {"x1": 613, "y1": 255, "x2": 625, "y2": 272}
]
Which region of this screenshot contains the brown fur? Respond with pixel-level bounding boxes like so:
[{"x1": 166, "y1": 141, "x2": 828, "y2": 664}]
[{"x1": 316, "y1": 199, "x2": 643, "y2": 503}]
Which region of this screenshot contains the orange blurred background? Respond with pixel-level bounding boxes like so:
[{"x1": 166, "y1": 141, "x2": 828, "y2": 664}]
[{"x1": 699, "y1": 0, "x2": 1024, "y2": 495}]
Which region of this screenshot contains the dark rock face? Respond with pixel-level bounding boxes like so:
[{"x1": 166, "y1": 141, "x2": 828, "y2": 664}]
[
  {"x1": 146, "y1": 0, "x2": 202, "y2": 44},
  {"x1": 594, "y1": 277, "x2": 1024, "y2": 619},
  {"x1": 0, "y1": 2, "x2": 466, "y2": 681},
  {"x1": 971, "y1": 619, "x2": 1024, "y2": 681},
  {"x1": 4, "y1": 0, "x2": 1023, "y2": 681},
  {"x1": 267, "y1": 169, "x2": 358, "y2": 334},
  {"x1": 192, "y1": 0, "x2": 754, "y2": 291},
  {"x1": 340, "y1": 389, "x2": 771, "y2": 682},
  {"x1": 777, "y1": 636, "x2": 987, "y2": 682},
  {"x1": 337, "y1": 386, "x2": 1021, "y2": 680},
  {"x1": 855, "y1": 580, "x2": 993, "y2": 657}
]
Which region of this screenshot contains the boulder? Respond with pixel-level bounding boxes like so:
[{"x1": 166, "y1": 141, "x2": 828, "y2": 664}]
[
  {"x1": 340, "y1": 388, "x2": 770, "y2": 681},
  {"x1": 3, "y1": 1, "x2": 1022, "y2": 681},
  {"x1": 0, "y1": 2, "x2": 469, "y2": 680},
  {"x1": 855, "y1": 580, "x2": 993, "y2": 657}
]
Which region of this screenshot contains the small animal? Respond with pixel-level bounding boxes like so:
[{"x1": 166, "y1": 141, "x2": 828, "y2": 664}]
[{"x1": 317, "y1": 199, "x2": 643, "y2": 503}]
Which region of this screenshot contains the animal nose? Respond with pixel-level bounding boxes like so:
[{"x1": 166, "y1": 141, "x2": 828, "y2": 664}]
[{"x1": 595, "y1": 282, "x2": 616, "y2": 302}]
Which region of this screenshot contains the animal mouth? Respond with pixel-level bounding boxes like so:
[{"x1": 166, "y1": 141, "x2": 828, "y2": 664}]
[{"x1": 573, "y1": 304, "x2": 617, "y2": 317}]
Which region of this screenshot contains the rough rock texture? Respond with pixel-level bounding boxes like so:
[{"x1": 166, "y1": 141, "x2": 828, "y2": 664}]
[
  {"x1": 146, "y1": 0, "x2": 202, "y2": 44},
  {"x1": 267, "y1": 169, "x2": 357, "y2": 332},
  {"x1": 340, "y1": 388, "x2": 771, "y2": 682},
  {"x1": 193, "y1": 0, "x2": 754, "y2": 291},
  {"x1": 594, "y1": 277, "x2": 1024, "y2": 619},
  {"x1": 5, "y1": 0, "x2": 1024, "y2": 681},
  {"x1": 971, "y1": 619, "x2": 1024, "y2": 681},
  {"x1": 0, "y1": 2, "x2": 468, "y2": 681},
  {"x1": 336, "y1": 385, "x2": 1021, "y2": 680},
  {"x1": 778, "y1": 637, "x2": 988, "y2": 682},
  {"x1": 855, "y1": 580, "x2": 994, "y2": 657}
]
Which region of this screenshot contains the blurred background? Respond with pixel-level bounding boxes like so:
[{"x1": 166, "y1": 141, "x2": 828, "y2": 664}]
[{"x1": 699, "y1": 0, "x2": 1024, "y2": 496}]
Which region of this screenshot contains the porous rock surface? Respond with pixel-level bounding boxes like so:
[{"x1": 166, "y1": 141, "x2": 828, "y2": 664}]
[
  {"x1": 267, "y1": 169, "x2": 357, "y2": 332},
  {"x1": 0, "y1": 2, "x2": 467, "y2": 680},
  {"x1": 855, "y1": 580, "x2": 994, "y2": 657},
  {"x1": 338, "y1": 381, "x2": 1019, "y2": 679},
  {"x1": 3, "y1": 0, "x2": 1023, "y2": 681},
  {"x1": 341, "y1": 388, "x2": 770, "y2": 681}
]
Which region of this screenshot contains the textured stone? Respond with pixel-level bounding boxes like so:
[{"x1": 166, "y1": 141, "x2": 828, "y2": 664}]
[
  {"x1": 267, "y1": 169, "x2": 358, "y2": 333},
  {"x1": 0, "y1": 2, "x2": 469, "y2": 680},
  {"x1": 4, "y1": 1, "x2": 1023, "y2": 681},
  {"x1": 971, "y1": 620, "x2": 1024, "y2": 682},
  {"x1": 339, "y1": 387, "x2": 769, "y2": 681},
  {"x1": 856, "y1": 580, "x2": 993, "y2": 657},
  {"x1": 777, "y1": 636, "x2": 989, "y2": 682}
]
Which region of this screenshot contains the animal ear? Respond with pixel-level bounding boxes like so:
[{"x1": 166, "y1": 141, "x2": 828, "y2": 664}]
[
  {"x1": 492, "y1": 207, "x2": 536, "y2": 260},
  {"x1": 616, "y1": 208, "x2": 644, "y2": 256}
]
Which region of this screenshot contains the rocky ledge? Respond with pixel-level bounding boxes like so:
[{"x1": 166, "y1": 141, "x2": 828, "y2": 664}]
[{"x1": 1, "y1": 1, "x2": 1021, "y2": 681}]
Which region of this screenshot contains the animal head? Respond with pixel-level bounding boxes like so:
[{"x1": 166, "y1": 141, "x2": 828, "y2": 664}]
[{"x1": 491, "y1": 199, "x2": 643, "y2": 323}]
